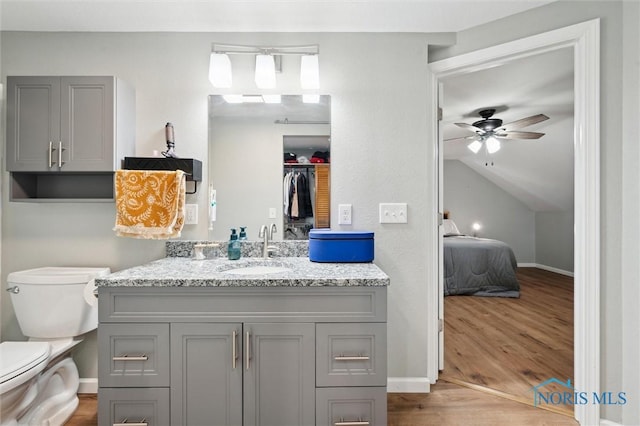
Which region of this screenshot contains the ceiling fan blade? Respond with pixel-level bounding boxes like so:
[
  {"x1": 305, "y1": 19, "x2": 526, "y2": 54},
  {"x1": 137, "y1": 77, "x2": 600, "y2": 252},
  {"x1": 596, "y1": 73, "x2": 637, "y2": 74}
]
[
  {"x1": 496, "y1": 113, "x2": 549, "y2": 132},
  {"x1": 454, "y1": 122, "x2": 486, "y2": 135},
  {"x1": 497, "y1": 131, "x2": 545, "y2": 140},
  {"x1": 444, "y1": 135, "x2": 478, "y2": 143}
]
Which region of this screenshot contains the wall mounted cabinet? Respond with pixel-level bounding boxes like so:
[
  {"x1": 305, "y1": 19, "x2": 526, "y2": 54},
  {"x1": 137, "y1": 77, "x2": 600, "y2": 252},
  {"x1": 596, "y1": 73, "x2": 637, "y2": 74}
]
[{"x1": 5, "y1": 76, "x2": 135, "y2": 201}]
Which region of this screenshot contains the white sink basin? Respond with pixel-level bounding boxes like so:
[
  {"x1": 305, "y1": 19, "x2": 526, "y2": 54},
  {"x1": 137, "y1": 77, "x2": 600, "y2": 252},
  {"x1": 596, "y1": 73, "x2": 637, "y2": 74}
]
[{"x1": 224, "y1": 266, "x2": 292, "y2": 275}]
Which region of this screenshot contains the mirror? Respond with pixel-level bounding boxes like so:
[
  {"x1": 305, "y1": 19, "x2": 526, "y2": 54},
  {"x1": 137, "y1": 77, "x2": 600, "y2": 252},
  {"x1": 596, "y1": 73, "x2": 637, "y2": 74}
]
[{"x1": 208, "y1": 95, "x2": 331, "y2": 241}]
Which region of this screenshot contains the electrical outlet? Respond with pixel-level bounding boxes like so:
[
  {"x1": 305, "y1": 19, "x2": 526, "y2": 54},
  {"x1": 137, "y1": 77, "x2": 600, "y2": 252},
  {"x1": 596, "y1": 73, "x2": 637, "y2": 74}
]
[
  {"x1": 379, "y1": 203, "x2": 408, "y2": 223},
  {"x1": 185, "y1": 204, "x2": 198, "y2": 225},
  {"x1": 269, "y1": 207, "x2": 277, "y2": 219},
  {"x1": 338, "y1": 204, "x2": 352, "y2": 225}
]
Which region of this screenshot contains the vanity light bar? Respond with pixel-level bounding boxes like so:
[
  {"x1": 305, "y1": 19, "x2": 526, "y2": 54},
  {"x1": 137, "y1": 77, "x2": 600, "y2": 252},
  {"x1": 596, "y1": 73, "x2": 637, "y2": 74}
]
[
  {"x1": 212, "y1": 43, "x2": 319, "y2": 56},
  {"x1": 209, "y1": 43, "x2": 320, "y2": 91}
]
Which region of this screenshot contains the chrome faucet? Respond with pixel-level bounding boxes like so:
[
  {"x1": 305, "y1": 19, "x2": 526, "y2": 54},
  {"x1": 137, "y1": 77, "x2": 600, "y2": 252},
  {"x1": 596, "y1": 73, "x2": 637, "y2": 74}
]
[{"x1": 259, "y1": 223, "x2": 278, "y2": 258}]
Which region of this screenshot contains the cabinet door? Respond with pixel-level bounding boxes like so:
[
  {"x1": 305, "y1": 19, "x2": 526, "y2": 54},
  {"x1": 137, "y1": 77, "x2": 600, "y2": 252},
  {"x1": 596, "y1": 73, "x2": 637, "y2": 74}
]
[
  {"x1": 243, "y1": 323, "x2": 315, "y2": 426},
  {"x1": 6, "y1": 76, "x2": 61, "y2": 172},
  {"x1": 60, "y1": 76, "x2": 115, "y2": 171},
  {"x1": 171, "y1": 323, "x2": 242, "y2": 426}
]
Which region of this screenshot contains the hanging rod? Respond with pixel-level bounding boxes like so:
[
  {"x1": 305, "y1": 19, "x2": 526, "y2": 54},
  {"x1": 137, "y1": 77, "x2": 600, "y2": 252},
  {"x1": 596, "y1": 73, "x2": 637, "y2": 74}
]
[
  {"x1": 212, "y1": 43, "x2": 319, "y2": 56},
  {"x1": 275, "y1": 118, "x2": 330, "y2": 125}
]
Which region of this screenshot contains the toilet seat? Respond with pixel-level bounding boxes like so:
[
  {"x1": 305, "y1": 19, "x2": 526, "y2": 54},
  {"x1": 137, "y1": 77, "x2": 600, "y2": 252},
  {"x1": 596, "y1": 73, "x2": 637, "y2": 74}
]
[{"x1": 0, "y1": 341, "x2": 50, "y2": 394}]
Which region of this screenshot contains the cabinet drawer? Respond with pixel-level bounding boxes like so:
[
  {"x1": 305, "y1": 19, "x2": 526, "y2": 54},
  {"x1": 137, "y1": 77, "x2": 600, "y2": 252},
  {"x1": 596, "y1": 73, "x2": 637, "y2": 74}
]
[
  {"x1": 316, "y1": 323, "x2": 387, "y2": 387},
  {"x1": 98, "y1": 387, "x2": 169, "y2": 426},
  {"x1": 98, "y1": 323, "x2": 170, "y2": 387},
  {"x1": 316, "y1": 387, "x2": 387, "y2": 426}
]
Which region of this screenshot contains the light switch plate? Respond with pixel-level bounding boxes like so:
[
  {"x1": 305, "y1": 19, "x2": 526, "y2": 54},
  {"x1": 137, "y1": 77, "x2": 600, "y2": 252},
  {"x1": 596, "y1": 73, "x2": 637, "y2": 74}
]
[{"x1": 379, "y1": 203, "x2": 408, "y2": 223}]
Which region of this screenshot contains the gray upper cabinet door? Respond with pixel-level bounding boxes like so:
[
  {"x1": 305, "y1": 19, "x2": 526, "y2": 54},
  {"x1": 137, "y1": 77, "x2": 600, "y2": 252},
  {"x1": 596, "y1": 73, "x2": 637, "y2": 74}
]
[
  {"x1": 171, "y1": 323, "x2": 243, "y2": 426},
  {"x1": 59, "y1": 76, "x2": 115, "y2": 171},
  {"x1": 243, "y1": 323, "x2": 315, "y2": 426},
  {"x1": 6, "y1": 76, "x2": 61, "y2": 172},
  {"x1": 6, "y1": 76, "x2": 132, "y2": 173}
]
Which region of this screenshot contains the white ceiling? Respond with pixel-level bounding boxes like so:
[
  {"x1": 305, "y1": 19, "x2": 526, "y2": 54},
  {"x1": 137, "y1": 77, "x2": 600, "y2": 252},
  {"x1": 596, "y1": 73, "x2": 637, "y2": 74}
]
[
  {"x1": 441, "y1": 47, "x2": 575, "y2": 212},
  {"x1": 0, "y1": 0, "x2": 554, "y2": 33}
]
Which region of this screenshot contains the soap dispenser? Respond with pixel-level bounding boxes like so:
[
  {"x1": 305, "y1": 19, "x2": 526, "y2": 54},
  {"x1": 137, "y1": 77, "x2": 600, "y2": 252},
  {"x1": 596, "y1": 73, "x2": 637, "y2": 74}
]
[
  {"x1": 228, "y1": 228, "x2": 242, "y2": 260},
  {"x1": 239, "y1": 227, "x2": 247, "y2": 241}
]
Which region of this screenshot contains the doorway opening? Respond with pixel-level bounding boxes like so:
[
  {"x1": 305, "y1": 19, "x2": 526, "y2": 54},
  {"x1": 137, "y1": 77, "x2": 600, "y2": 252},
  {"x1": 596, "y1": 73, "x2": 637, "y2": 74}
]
[{"x1": 428, "y1": 19, "x2": 600, "y2": 425}]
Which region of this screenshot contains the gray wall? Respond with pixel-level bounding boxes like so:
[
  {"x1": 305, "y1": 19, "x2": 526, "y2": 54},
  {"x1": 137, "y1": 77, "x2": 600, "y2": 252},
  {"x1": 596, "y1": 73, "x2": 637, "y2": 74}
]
[
  {"x1": 535, "y1": 210, "x2": 574, "y2": 272},
  {"x1": 1, "y1": 32, "x2": 436, "y2": 385},
  {"x1": 431, "y1": 2, "x2": 640, "y2": 423},
  {"x1": 443, "y1": 160, "x2": 535, "y2": 263}
]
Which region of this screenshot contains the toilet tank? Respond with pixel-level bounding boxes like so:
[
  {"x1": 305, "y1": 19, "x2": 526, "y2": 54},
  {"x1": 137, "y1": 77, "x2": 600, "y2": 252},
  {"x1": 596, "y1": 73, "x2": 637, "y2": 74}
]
[{"x1": 7, "y1": 267, "x2": 111, "y2": 339}]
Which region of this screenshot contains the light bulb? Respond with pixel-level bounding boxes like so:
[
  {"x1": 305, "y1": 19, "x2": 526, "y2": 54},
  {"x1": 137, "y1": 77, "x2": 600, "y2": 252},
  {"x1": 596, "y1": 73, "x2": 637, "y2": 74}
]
[
  {"x1": 468, "y1": 140, "x2": 482, "y2": 154},
  {"x1": 255, "y1": 54, "x2": 276, "y2": 89},
  {"x1": 209, "y1": 53, "x2": 232, "y2": 88},
  {"x1": 486, "y1": 136, "x2": 501, "y2": 154},
  {"x1": 300, "y1": 54, "x2": 319, "y2": 90}
]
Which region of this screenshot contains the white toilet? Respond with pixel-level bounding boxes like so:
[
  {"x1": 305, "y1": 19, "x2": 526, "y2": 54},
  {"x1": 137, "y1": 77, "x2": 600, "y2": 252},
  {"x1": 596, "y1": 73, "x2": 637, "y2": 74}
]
[{"x1": 0, "y1": 266, "x2": 110, "y2": 426}]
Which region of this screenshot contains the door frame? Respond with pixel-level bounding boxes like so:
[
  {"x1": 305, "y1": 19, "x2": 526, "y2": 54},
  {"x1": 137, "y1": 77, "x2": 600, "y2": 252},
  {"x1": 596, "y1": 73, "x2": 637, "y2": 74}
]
[{"x1": 428, "y1": 19, "x2": 600, "y2": 425}]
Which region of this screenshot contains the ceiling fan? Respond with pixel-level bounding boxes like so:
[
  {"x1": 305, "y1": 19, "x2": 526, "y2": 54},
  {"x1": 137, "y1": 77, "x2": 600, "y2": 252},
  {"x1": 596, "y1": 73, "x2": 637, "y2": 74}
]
[{"x1": 446, "y1": 108, "x2": 549, "y2": 154}]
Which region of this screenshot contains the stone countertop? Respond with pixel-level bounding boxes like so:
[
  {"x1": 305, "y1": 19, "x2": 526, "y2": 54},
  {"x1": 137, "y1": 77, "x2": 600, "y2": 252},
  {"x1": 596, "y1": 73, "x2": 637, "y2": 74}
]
[{"x1": 95, "y1": 256, "x2": 390, "y2": 288}]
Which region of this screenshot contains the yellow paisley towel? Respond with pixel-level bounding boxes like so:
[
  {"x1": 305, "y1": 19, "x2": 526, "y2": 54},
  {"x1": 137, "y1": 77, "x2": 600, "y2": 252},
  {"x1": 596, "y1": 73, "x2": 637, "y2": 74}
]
[{"x1": 114, "y1": 169, "x2": 186, "y2": 239}]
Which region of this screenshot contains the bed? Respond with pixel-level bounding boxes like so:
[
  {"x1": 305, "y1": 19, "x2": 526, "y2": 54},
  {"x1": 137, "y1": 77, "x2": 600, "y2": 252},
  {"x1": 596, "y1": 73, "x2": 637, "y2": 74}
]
[{"x1": 443, "y1": 219, "x2": 520, "y2": 297}]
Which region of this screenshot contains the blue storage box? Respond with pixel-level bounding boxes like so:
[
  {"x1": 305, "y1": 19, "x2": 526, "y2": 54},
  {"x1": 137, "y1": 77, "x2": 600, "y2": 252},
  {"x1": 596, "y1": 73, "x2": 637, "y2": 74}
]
[{"x1": 308, "y1": 230, "x2": 374, "y2": 263}]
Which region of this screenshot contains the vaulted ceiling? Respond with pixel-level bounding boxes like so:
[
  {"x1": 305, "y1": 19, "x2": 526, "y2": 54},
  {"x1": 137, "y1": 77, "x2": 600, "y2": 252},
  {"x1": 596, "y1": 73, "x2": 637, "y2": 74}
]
[{"x1": 440, "y1": 47, "x2": 574, "y2": 212}]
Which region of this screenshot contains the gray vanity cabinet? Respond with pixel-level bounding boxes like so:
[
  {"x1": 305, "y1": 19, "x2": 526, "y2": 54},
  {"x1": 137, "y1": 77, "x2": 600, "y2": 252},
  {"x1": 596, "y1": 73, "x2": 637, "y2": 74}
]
[{"x1": 98, "y1": 286, "x2": 387, "y2": 426}]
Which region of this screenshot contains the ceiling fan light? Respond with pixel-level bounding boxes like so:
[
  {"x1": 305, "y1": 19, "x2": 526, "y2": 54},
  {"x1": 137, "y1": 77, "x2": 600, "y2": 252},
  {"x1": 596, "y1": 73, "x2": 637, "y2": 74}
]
[
  {"x1": 467, "y1": 140, "x2": 482, "y2": 154},
  {"x1": 486, "y1": 136, "x2": 501, "y2": 154},
  {"x1": 209, "y1": 53, "x2": 232, "y2": 88},
  {"x1": 255, "y1": 54, "x2": 276, "y2": 89},
  {"x1": 300, "y1": 54, "x2": 319, "y2": 90}
]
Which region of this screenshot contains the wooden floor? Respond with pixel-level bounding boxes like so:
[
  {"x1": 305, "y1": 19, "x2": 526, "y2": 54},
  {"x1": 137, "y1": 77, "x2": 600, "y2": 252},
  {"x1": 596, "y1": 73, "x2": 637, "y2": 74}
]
[
  {"x1": 68, "y1": 386, "x2": 576, "y2": 426},
  {"x1": 440, "y1": 267, "x2": 574, "y2": 416}
]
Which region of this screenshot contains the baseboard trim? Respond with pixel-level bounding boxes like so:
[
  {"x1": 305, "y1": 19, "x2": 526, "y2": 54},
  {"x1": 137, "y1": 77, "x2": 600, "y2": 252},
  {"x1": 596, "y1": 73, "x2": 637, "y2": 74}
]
[
  {"x1": 517, "y1": 263, "x2": 574, "y2": 277},
  {"x1": 78, "y1": 378, "x2": 98, "y2": 394},
  {"x1": 599, "y1": 420, "x2": 623, "y2": 426},
  {"x1": 387, "y1": 377, "x2": 431, "y2": 393}
]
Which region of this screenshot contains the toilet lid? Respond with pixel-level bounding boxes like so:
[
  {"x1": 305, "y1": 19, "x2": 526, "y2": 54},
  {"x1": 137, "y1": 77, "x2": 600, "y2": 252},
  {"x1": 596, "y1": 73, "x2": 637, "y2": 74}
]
[{"x1": 0, "y1": 341, "x2": 50, "y2": 385}]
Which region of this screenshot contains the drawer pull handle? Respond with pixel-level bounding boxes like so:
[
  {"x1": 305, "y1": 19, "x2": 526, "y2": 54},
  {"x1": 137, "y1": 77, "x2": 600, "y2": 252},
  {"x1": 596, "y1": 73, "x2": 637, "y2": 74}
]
[
  {"x1": 245, "y1": 331, "x2": 251, "y2": 371},
  {"x1": 334, "y1": 355, "x2": 370, "y2": 361},
  {"x1": 112, "y1": 355, "x2": 148, "y2": 362},
  {"x1": 232, "y1": 330, "x2": 238, "y2": 370},
  {"x1": 335, "y1": 420, "x2": 370, "y2": 426},
  {"x1": 58, "y1": 141, "x2": 64, "y2": 168},
  {"x1": 48, "y1": 141, "x2": 55, "y2": 168},
  {"x1": 113, "y1": 418, "x2": 147, "y2": 426}
]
